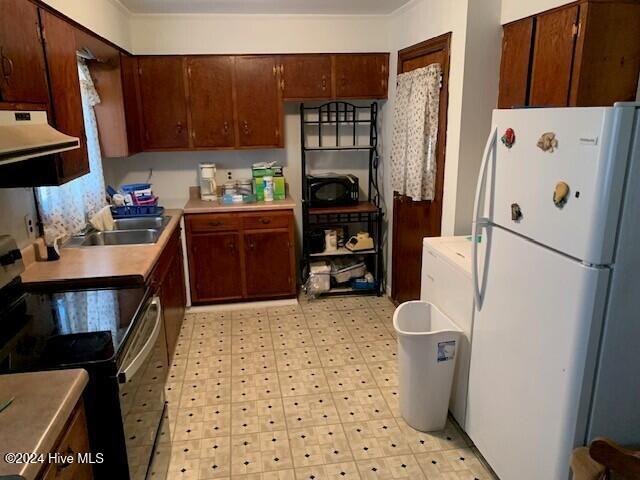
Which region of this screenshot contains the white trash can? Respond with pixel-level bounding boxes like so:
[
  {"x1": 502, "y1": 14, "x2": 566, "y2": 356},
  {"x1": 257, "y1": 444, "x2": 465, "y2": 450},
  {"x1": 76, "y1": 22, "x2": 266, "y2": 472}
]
[{"x1": 393, "y1": 301, "x2": 462, "y2": 432}]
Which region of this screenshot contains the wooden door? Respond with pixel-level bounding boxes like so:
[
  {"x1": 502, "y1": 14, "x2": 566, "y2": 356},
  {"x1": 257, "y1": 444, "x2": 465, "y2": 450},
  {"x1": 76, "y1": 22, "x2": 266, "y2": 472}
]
[
  {"x1": 280, "y1": 54, "x2": 332, "y2": 100},
  {"x1": 529, "y1": 5, "x2": 579, "y2": 107},
  {"x1": 40, "y1": 10, "x2": 89, "y2": 182},
  {"x1": 498, "y1": 18, "x2": 534, "y2": 109},
  {"x1": 138, "y1": 56, "x2": 189, "y2": 149},
  {"x1": 0, "y1": 0, "x2": 49, "y2": 104},
  {"x1": 391, "y1": 33, "x2": 450, "y2": 304},
  {"x1": 188, "y1": 232, "x2": 243, "y2": 303},
  {"x1": 186, "y1": 56, "x2": 235, "y2": 148},
  {"x1": 243, "y1": 230, "x2": 293, "y2": 298},
  {"x1": 234, "y1": 56, "x2": 283, "y2": 148},
  {"x1": 334, "y1": 53, "x2": 388, "y2": 99}
]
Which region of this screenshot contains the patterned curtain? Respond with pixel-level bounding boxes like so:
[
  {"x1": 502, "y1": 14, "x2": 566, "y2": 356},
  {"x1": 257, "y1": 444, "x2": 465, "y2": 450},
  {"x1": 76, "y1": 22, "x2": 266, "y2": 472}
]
[
  {"x1": 390, "y1": 63, "x2": 442, "y2": 201},
  {"x1": 36, "y1": 59, "x2": 107, "y2": 243}
]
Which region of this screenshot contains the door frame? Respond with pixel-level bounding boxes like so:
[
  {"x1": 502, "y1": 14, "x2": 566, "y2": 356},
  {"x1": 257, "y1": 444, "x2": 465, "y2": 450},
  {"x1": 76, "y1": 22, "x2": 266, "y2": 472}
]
[{"x1": 391, "y1": 32, "x2": 451, "y2": 302}]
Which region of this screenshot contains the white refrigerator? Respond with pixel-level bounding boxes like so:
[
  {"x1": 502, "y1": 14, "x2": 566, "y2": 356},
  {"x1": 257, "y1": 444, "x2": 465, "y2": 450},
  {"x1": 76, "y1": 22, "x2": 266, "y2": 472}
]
[{"x1": 466, "y1": 103, "x2": 640, "y2": 480}]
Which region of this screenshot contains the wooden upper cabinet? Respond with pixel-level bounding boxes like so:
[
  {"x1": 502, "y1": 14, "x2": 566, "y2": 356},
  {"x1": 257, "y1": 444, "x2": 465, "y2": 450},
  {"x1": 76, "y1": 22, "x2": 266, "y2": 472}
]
[
  {"x1": 40, "y1": 10, "x2": 89, "y2": 182},
  {"x1": 186, "y1": 56, "x2": 235, "y2": 148},
  {"x1": 280, "y1": 54, "x2": 332, "y2": 100},
  {"x1": 138, "y1": 56, "x2": 189, "y2": 149},
  {"x1": 120, "y1": 54, "x2": 142, "y2": 155},
  {"x1": 234, "y1": 56, "x2": 283, "y2": 148},
  {"x1": 0, "y1": 0, "x2": 49, "y2": 105},
  {"x1": 529, "y1": 5, "x2": 579, "y2": 107},
  {"x1": 498, "y1": 18, "x2": 533, "y2": 109},
  {"x1": 334, "y1": 53, "x2": 389, "y2": 99},
  {"x1": 570, "y1": 1, "x2": 640, "y2": 106}
]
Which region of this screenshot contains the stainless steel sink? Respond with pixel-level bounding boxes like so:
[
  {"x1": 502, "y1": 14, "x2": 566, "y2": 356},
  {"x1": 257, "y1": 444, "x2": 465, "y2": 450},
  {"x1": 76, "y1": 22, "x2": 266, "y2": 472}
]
[
  {"x1": 112, "y1": 216, "x2": 170, "y2": 231},
  {"x1": 80, "y1": 229, "x2": 161, "y2": 246},
  {"x1": 65, "y1": 216, "x2": 171, "y2": 247}
]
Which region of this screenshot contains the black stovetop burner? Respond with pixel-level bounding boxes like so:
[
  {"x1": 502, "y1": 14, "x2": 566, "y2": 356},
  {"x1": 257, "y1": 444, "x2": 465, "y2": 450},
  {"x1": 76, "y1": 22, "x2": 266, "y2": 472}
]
[{"x1": 0, "y1": 279, "x2": 147, "y2": 373}]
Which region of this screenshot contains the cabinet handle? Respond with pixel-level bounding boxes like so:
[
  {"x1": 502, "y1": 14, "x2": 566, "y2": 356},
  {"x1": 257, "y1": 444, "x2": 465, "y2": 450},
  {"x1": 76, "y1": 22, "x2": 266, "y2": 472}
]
[
  {"x1": 208, "y1": 220, "x2": 222, "y2": 226},
  {"x1": 272, "y1": 65, "x2": 277, "y2": 76},
  {"x1": 280, "y1": 64, "x2": 284, "y2": 75},
  {"x1": 223, "y1": 121, "x2": 229, "y2": 133},
  {"x1": 249, "y1": 241, "x2": 256, "y2": 250},
  {"x1": 228, "y1": 241, "x2": 235, "y2": 252},
  {"x1": 280, "y1": 79, "x2": 285, "y2": 91},
  {"x1": 58, "y1": 448, "x2": 75, "y2": 470},
  {"x1": 321, "y1": 76, "x2": 327, "y2": 91},
  {"x1": 176, "y1": 122, "x2": 184, "y2": 133},
  {"x1": 260, "y1": 218, "x2": 271, "y2": 224},
  {"x1": 0, "y1": 48, "x2": 13, "y2": 83},
  {"x1": 242, "y1": 121, "x2": 250, "y2": 135}
]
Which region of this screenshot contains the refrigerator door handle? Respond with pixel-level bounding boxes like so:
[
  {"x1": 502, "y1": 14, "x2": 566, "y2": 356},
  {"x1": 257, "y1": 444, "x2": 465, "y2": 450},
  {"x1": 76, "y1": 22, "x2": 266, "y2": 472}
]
[{"x1": 472, "y1": 127, "x2": 497, "y2": 308}]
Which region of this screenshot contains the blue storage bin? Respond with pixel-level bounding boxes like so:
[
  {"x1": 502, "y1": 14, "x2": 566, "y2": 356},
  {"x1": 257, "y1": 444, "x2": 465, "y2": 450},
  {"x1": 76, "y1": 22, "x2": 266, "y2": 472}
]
[{"x1": 111, "y1": 206, "x2": 165, "y2": 218}]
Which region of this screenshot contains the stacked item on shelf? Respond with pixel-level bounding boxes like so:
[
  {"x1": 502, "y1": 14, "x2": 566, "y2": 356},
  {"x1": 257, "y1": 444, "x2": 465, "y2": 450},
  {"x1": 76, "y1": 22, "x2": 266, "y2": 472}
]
[{"x1": 306, "y1": 257, "x2": 375, "y2": 296}]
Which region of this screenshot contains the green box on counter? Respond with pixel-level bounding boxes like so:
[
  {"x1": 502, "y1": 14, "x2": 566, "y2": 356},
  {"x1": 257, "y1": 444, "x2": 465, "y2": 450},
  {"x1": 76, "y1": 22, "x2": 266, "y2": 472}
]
[
  {"x1": 252, "y1": 165, "x2": 283, "y2": 178},
  {"x1": 254, "y1": 176, "x2": 286, "y2": 201}
]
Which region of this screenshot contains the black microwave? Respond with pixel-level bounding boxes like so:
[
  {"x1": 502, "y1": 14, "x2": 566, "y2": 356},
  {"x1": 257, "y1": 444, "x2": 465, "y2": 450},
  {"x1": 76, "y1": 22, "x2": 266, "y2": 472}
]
[{"x1": 307, "y1": 174, "x2": 359, "y2": 207}]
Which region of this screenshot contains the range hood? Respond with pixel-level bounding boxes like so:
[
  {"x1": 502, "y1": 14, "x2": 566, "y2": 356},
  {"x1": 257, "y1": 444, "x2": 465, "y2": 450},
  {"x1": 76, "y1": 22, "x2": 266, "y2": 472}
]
[{"x1": 0, "y1": 110, "x2": 80, "y2": 165}]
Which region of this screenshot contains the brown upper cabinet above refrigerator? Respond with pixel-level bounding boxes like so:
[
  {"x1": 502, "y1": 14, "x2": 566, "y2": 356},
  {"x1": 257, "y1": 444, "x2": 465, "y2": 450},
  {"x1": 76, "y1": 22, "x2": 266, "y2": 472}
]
[
  {"x1": 498, "y1": 0, "x2": 640, "y2": 108},
  {"x1": 334, "y1": 53, "x2": 389, "y2": 99},
  {"x1": 138, "y1": 56, "x2": 190, "y2": 150},
  {"x1": 0, "y1": 0, "x2": 49, "y2": 106},
  {"x1": 186, "y1": 56, "x2": 235, "y2": 148}
]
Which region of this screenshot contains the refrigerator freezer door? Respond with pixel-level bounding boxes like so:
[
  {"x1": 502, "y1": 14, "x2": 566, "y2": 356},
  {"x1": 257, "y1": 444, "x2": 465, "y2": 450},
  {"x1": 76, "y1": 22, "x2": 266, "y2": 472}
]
[
  {"x1": 466, "y1": 225, "x2": 609, "y2": 480},
  {"x1": 482, "y1": 105, "x2": 635, "y2": 265}
]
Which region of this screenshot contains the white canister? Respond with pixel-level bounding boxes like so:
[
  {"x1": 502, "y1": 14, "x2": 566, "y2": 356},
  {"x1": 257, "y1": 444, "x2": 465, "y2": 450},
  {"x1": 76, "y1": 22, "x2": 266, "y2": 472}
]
[{"x1": 263, "y1": 176, "x2": 274, "y2": 202}]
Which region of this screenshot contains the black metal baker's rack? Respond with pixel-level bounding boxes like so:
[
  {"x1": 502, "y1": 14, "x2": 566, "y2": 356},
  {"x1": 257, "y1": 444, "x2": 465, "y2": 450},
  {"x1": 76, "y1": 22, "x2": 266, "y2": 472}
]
[{"x1": 300, "y1": 101, "x2": 383, "y2": 296}]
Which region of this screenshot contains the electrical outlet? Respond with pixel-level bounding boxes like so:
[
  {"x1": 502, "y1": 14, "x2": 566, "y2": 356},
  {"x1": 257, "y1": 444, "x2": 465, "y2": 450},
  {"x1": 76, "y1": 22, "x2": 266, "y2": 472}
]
[{"x1": 24, "y1": 214, "x2": 36, "y2": 240}]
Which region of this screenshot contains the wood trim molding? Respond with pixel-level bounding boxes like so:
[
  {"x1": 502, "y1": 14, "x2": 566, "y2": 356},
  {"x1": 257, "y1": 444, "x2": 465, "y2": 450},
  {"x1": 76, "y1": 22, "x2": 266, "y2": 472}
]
[{"x1": 397, "y1": 32, "x2": 452, "y2": 74}]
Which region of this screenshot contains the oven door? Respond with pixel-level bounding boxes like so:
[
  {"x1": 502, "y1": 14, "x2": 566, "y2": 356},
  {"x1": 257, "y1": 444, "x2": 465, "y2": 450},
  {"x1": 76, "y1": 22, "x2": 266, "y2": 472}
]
[{"x1": 117, "y1": 296, "x2": 169, "y2": 480}]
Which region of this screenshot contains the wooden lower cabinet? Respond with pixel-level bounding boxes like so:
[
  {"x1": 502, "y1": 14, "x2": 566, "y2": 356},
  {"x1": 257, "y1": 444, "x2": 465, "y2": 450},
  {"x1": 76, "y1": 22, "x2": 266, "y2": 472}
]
[
  {"x1": 40, "y1": 402, "x2": 93, "y2": 480},
  {"x1": 186, "y1": 210, "x2": 296, "y2": 304},
  {"x1": 189, "y1": 232, "x2": 244, "y2": 303},
  {"x1": 150, "y1": 227, "x2": 187, "y2": 360}
]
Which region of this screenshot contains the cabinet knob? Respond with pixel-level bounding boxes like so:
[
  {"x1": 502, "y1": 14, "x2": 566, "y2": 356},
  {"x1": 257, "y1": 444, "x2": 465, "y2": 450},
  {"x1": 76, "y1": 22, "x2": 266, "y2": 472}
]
[
  {"x1": 321, "y1": 76, "x2": 327, "y2": 91},
  {"x1": 0, "y1": 48, "x2": 14, "y2": 83},
  {"x1": 242, "y1": 121, "x2": 250, "y2": 135},
  {"x1": 209, "y1": 220, "x2": 222, "y2": 226},
  {"x1": 176, "y1": 122, "x2": 184, "y2": 133},
  {"x1": 260, "y1": 217, "x2": 271, "y2": 224},
  {"x1": 223, "y1": 121, "x2": 229, "y2": 133}
]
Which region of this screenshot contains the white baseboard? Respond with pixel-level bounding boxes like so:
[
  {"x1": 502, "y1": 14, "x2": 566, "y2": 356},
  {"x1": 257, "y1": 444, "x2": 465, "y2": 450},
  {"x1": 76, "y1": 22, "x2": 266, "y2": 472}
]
[{"x1": 187, "y1": 297, "x2": 299, "y2": 313}]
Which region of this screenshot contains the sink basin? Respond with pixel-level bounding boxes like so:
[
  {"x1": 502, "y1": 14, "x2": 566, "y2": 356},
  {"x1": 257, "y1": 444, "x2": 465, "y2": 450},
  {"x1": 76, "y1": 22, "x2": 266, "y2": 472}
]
[
  {"x1": 112, "y1": 216, "x2": 170, "y2": 230},
  {"x1": 65, "y1": 215, "x2": 171, "y2": 247},
  {"x1": 80, "y1": 229, "x2": 160, "y2": 246}
]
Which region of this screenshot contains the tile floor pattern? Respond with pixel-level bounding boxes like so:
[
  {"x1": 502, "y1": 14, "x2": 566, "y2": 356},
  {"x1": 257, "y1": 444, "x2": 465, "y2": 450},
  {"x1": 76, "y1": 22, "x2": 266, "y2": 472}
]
[{"x1": 148, "y1": 295, "x2": 495, "y2": 479}]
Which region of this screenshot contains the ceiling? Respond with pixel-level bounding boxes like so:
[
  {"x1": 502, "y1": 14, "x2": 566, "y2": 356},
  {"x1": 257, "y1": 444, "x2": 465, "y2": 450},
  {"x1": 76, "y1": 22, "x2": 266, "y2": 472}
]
[{"x1": 120, "y1": 0, "x2": 413, "y2": 15}]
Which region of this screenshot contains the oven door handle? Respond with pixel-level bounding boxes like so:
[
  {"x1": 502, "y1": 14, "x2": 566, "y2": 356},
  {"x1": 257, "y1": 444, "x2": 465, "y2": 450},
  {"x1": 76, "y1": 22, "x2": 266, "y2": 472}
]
[{"x1": 118, "y1": 297, "x2": 162, "y2": 384}]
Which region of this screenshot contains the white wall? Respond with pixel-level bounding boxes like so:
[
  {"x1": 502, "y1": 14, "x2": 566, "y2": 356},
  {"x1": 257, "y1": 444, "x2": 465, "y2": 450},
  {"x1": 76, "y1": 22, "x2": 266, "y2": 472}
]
[
  {"x1": 129, "y1": 13, "x2": 388, "y2": 54},
  {"x1": 41, "y1": 0, "x2": 132, "y2": 51},
  {"x1": 501, "y1": 0, "x2": 573, "y2": 24}
]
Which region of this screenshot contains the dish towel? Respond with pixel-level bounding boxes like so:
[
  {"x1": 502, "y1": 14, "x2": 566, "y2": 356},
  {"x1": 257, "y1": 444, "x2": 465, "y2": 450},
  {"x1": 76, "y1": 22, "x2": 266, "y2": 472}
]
[
  {"x1": 390, "y1": 63, "x2": 442, "y2": 201},
  {"x1": 89, "y1": 205, "x2": 115, "y2": 231}
]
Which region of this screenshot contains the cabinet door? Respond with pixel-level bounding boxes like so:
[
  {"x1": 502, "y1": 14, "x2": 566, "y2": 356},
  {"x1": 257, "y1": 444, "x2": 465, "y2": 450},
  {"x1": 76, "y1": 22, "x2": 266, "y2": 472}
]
[
  {"x1": 498, "y1": 18, "x2": 534, "y2": 109},
  {"x1": 138, "y1": 56, "x2": 189, "y2": 149},
  {"x1": 120, "y1": 54, "x2": 142, "y2": 155},
  {"x1": 188, "y1": 232, "x2": 243, "y2": 303},
  {"x1": 234, "y1": 56, "x2": 283, "y2": 148},
  {"x1": 529, "y1": 5, "x2": 579, "y2": 107},
  {"x1": 40, "y1": 10, "x2": 89, "y2": 182},
  {"x1": 162, "y1": 248, "x2": 186, "y2": 359},
  {"x1": 244, "y1": 230, "x2": 294, "y2": 298},
  {"x1": 334, "y1": 54, "x2": 389, "y2": 99},
  {"x1": 281, "y1": 54, "x2": 332, "y2": 100},
  {"x1": 187, "y1": 56, "x2": 235, "y2": 148},
  {"x1": 0, "y1": 0, "x2": 49, "y2": 104}
]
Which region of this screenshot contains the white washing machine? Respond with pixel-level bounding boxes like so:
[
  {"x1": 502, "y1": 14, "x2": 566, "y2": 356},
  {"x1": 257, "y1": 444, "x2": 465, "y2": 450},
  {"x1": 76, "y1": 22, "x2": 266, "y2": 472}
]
[{"x1": 421, "y1": 235, "x2": 474, "y2": 427}]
